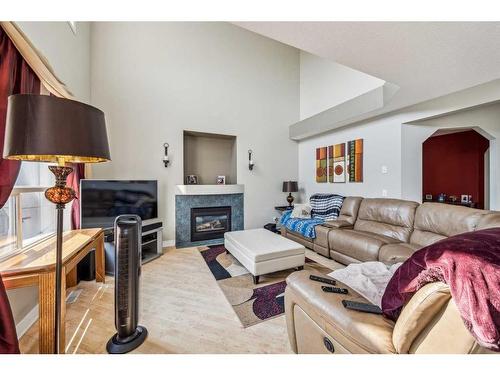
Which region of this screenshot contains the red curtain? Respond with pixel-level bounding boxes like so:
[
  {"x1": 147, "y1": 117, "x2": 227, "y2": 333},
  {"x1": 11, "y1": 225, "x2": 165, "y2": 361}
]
[
  {"x1": 0, "y1": 26, "x2": 41, "y2": 354},
  {"x1": 0, "y1": 27, "x2": 41, "y2": 207},
  {"x1": 66, "y1": 163, "x2": 85, "y2": 229}
]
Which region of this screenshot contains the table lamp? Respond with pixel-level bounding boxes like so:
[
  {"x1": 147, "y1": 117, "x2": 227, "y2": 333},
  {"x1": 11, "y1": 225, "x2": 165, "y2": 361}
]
[
  {"x1": 3, "y1": 94, "x2": 110, "y2": 353},
  {"x1": 282, "y1": 181, "x2": 298, "y2": 207}
]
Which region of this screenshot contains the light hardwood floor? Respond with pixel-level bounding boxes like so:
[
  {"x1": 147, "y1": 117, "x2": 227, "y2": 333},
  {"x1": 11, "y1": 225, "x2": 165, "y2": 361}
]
[{"x1": 19, "y1": 247, "x2": 336, "y2": 354}]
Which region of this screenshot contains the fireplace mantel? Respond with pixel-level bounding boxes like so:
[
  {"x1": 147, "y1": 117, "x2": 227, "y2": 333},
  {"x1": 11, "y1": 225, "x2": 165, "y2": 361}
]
[{"x1": 175, "y1": 184, "x2": 244, "y2": 195}]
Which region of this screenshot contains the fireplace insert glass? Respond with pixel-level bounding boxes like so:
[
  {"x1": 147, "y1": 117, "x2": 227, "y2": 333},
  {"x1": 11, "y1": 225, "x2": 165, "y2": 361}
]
[{"x1": 191, "y1": 206, "x2": 231, "y2": 242}]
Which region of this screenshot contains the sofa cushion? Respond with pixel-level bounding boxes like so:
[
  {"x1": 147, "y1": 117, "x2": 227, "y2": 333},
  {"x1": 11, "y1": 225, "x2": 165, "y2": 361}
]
[
  {"x1": 354, "y1": 198, "x2": 419, "y2": 242},
  {"x1": 379, "y1": 243, "x2": 421, "y2": 264},
  {"x1": 330, "y1": 250, "x2": 361, "y2": 265},
  {"x1": 286, "y1": 270, "x2": 396, "y2": 353},
  {"x1": 329, "y1": 229, "x2": 400, "y2": 262},
  {"x1": 411, "y1": 203, "x2": 485, "y2": 247},
  {"x1": 337, "y1": 196, "x2": 363, "y2": 225}
]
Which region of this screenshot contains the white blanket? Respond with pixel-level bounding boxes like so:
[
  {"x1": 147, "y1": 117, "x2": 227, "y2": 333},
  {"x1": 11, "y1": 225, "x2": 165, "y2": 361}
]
[{"x1": 328, "y1": 262, "x2": 402, "y2": 307}]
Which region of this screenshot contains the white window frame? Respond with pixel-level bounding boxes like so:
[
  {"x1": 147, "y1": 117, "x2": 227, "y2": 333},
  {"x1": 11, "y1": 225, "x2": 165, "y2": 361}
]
[{"x1": 2, "y1": 186, "x2": 54, "y2": 259}]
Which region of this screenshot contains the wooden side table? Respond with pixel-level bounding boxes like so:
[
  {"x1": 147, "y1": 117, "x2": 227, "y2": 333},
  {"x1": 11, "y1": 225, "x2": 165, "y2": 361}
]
[
  {"x1": 0, "y1": 228, "x2": 105, "y2": 354},
  {"x1": 275, "y1": 205, "x2": 293, "y2": 212},
  {"x1": 274, "y1": 206, "x2": 293, "y2": 234}
]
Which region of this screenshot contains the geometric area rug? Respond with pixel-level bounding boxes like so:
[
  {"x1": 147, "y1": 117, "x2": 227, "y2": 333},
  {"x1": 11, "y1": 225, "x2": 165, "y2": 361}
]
[{"x1": 198, "y1": 244, "x2": 332, "y2": 328}]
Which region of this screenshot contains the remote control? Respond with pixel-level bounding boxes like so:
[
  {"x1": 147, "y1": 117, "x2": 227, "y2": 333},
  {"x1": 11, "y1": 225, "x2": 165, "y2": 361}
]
[
  {"x1": 321, "y1": 286, "x2": 348, "y2": 294},
  {"x1": 342, "y1": 300, "x2": 383, "y2": 315},
  {"x1": 309, "y1": 275, "x2": 336, "y2": 285}
]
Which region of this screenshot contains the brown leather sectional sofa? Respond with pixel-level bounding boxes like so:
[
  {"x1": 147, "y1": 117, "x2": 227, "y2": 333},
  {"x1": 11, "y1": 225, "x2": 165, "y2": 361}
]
[
  {"x1": 282, "y1": 197, "x2": 500, "y2": 354},
  {"x1": 282, "y1": 196, "x2": 500, "y2": 265}
]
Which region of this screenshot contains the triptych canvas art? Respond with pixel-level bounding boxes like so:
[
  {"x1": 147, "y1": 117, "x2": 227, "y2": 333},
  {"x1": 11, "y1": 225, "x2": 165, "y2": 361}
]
[
  {"x1": 315, "y1": 146, "x2": 327, "y2": 183},
  {"x1": 316, "y1": 139, "x2": 363, "y2": 183}
]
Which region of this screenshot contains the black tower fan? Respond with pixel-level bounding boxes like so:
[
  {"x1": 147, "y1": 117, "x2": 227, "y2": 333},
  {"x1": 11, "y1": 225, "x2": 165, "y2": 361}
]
[{"x1": 106, "y1": 215, "x2": 148, "y2": 353}]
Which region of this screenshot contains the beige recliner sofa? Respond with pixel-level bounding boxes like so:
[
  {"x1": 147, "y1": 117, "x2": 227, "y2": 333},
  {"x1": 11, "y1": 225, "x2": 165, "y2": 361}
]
[
  {"x1": 285, "y1": 270, "x2": 495, "y2": 354},
  {"x1": 284, "y1": 203, "x2": 500, "y2": 354},
  {"x1": 283, "y1": 196, "x2": 499, "y2": 266}
]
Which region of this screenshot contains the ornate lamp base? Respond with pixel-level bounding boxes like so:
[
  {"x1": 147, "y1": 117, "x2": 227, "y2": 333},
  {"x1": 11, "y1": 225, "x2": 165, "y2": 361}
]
[
  {"x1": 45, "y1": 165, "x2": 75, "y2": 354},
  {"x1": 45, "y1": 166, "x2": 75, "y2": 207}
]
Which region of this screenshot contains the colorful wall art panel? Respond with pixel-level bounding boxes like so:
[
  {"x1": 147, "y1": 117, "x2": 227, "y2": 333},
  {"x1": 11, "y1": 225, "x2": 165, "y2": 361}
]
[
  {"x1": 330, "y1": 143, "x2": 346, "y2": 183},
  {"x1": 328, "y1": 146, "x2": 334, "y2": 183},
  {"x1": 316, "y1": 147, "x2": 327, "y2": 183},
  {"x1": 347, "y1": 139, "x2": 363, "y2": 182}
]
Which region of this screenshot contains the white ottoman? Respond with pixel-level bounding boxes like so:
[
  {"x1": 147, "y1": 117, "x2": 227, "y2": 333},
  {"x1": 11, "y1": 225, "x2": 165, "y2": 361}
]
[{"x1": 224, "y1": 228, "x2": 306, "y2": 284}]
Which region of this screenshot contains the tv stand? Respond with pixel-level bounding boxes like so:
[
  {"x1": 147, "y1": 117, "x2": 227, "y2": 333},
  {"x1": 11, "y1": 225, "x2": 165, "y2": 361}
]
[{"x1": 103, "y1": 218, "x2": 163, "y2": 276}]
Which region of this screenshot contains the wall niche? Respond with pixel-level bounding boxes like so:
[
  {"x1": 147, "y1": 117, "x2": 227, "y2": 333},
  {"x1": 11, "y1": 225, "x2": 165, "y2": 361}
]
[
  {"x1": 183, "y1": 130, "x2": 237, "y2": 185},
  {"x1": 422, "y1": 129, "x2": 490, "y2": 209}
]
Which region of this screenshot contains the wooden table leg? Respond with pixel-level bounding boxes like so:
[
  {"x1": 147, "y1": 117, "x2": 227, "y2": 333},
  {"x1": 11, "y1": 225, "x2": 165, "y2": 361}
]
[
  {"x1": 38, "y1": 270, "x2": 66, "y2": 354},
  {"x1": 95, "y1": 233, "x2": 105, "y2": 283},
  {"x1": 39, "y1": 272, "x2": 54, "y2": 353},
  {"x1": 66, "y1": 267, "x2": 78, "y2": 288}
]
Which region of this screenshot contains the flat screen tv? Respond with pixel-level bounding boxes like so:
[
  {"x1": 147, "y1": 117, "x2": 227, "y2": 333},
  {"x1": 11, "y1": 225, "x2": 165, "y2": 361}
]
[{"x1": 80, "y1": 180, "x2": 158, "y2": 229}]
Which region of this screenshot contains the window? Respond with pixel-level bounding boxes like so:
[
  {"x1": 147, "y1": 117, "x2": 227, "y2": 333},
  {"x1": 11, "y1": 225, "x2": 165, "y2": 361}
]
[{"x1": 0, "y1": 162, "x2": 56, "y2": 261}]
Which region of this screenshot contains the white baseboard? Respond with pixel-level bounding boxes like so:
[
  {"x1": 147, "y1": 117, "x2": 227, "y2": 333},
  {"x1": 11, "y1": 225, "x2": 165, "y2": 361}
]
[
  {"x1": 162, "y1": 240, "x2": 175, "y2": 248},
  {"x1": 16, "y1": 304, "x2": 39, "y2": 338}
]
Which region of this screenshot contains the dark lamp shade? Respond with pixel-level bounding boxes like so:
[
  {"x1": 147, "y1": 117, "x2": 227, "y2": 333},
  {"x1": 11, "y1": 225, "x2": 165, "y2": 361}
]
[
  {"x1": 282, "y1": 181, "x2": 298, "y2": 193},
  {"x1": 3, "y1": 94, "x2": 110, "y2": 164}
]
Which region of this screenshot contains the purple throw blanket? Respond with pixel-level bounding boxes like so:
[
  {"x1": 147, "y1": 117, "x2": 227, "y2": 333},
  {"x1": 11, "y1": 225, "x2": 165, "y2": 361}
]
[{"x1": 382, "y1": 228, "x2": 500, "y2": 352}]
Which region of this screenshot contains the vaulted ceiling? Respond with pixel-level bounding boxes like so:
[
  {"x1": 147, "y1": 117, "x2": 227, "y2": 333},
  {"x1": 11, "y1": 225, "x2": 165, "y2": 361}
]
[{"x1": 234, "y1": 22, "x2": 500, "y2": 113}]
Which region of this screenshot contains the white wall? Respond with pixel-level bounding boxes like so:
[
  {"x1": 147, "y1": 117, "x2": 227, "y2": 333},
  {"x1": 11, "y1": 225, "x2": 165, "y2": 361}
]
[
  {"x1": 298, "y1": 80, "x2": 500, "y2": 208},
  {"x1": 299, "y1": 51, "x2": 384, "y2": 120},
  {"x1": 298, "y1": 117, "x2": 402, "y2": 202},
  {"x1": 6, "y1": 22, "x2": 91, "y2": 336},
  {"x1": 16, "y1": 22, "x2": 91, "y2": 102},
  {"x1": 90, "y1": 22, "x2": 300, "y2": 242}
]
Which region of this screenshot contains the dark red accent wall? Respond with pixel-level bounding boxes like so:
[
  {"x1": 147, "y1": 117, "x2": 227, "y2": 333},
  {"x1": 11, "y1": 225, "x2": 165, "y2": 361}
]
[{"x1": 423, "y1": 130, "x2": 489, "y2": 209}]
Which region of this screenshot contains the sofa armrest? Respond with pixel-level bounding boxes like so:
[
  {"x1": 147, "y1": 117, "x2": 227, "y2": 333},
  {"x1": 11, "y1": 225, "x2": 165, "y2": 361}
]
[
  {"x1": 378, "y1": 243, "x2": 421, "y2": 264},
  {"x1": 322, "y1": 220, "x2": 354, "y2": 229}
]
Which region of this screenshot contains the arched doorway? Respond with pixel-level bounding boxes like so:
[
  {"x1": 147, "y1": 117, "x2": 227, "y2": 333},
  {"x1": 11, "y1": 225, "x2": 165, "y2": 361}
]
[{"x1": 422, "y1": 129, "x2": 490, "y2": 209}]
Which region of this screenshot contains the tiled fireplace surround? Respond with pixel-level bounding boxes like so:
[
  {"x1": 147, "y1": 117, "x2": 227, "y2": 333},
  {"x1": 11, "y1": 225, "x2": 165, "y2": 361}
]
[{"x1": 175, "y1": 185, "x2": 244, "y2": 248}]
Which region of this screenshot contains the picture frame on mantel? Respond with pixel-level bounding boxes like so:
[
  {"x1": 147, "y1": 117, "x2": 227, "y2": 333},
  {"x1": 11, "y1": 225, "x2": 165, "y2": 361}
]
[
  {"x1": 216, "y1": 175, "x2": 226, "y2": 185},
  {"x1": 186, "y1": 175, "x2": 198, "y2": 185}
]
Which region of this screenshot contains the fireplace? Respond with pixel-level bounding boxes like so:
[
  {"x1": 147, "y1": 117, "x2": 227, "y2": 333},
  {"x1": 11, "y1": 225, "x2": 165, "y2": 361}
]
[{"x1": 191, "y1": 206, "x2": 232, "y2": 242}]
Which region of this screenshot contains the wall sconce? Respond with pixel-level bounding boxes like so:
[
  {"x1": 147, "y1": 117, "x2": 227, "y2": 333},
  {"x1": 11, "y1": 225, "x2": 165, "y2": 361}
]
[
  {"x1": 163, "y1": 143, "x2": 170, "y2": 167},
  {"x1": 248, "y1": 149, "x2": 254, "y2": 170}
]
